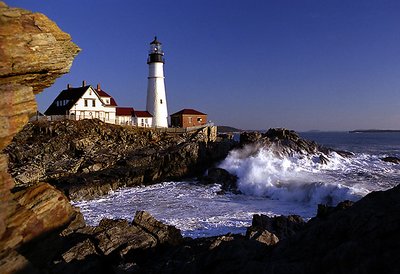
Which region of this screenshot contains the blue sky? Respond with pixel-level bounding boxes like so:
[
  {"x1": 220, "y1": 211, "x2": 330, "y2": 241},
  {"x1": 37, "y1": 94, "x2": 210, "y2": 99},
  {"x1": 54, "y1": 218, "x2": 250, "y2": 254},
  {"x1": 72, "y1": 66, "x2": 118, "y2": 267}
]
[{"x1": 8, "y1": 0, "x2": 400, "y2": 131}]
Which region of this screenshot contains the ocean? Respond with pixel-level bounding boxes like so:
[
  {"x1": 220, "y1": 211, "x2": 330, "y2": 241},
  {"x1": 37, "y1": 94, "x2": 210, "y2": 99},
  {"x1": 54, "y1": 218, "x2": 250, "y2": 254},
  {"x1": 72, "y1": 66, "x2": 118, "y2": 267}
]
[{"x1": 73, "y1": 132, "x2": 400, "y2": 238}]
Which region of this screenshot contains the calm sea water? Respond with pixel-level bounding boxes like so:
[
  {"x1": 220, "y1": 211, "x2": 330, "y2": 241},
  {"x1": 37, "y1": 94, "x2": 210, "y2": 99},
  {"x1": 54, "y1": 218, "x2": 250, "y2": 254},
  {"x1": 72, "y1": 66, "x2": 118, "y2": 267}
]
[{"x1": 73, "y1": 132, "x2": 400, "y2": 238}]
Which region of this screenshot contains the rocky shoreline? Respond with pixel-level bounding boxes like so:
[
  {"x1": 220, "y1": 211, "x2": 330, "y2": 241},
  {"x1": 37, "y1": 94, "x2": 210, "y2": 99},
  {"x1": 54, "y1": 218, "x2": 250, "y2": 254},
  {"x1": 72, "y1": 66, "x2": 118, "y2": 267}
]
[
  {"x1": 5, "y1": 119, "x2": 236, "y2": 200},
  {"x1": 2, "y1": 182, "x2": 399, "y2": 273}
]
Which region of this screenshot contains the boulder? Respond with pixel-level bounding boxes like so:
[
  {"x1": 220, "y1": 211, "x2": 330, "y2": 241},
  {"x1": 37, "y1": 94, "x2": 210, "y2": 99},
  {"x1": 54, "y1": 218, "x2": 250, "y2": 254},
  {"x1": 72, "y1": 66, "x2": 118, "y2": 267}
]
[
  {"x1": 133, "y1": 210, "x2": 183, "y2": 246},
  {"x1": 201, "y1": 167, "x2": 238, "y2": 193},
  {"x1": 93, "y1": 218, "x2": 157, "y2": 256},
  {"x1": 381, "y1": 156, "x2": 400, "y2": 164},
  {"x1": 246, "y1": 214, "x2": 305, "y2": 241}
]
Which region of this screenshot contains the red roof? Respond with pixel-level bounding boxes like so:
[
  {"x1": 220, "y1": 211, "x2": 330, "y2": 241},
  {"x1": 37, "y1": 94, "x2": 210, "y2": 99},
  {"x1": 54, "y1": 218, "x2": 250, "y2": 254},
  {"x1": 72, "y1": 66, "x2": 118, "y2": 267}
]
[
  {"x1": 109, "y1": 97, "x2": 118, "y2": 106},
  {"x1": 95, "y1": 88, "x2": 118, "y2": 106},
  {"x1": 116, "y1": 107, "x2": 134, "y2": 116},
  {"x1": 96, "y1": 89, "x2": 111, "y2": 97},
  {"x1": 171, "y1": 108, "x2": 206, "y2": 116},
  {"x1": 134, "y1": 110, "x2": 153, "y2": 118}
]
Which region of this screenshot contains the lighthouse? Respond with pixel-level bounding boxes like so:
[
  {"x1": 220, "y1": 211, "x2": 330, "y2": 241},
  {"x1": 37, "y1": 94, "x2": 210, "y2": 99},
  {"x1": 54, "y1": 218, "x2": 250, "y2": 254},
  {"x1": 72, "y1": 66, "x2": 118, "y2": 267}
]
[{"x1": 146, "y1": 36, "x2": 168, "y2": 128}]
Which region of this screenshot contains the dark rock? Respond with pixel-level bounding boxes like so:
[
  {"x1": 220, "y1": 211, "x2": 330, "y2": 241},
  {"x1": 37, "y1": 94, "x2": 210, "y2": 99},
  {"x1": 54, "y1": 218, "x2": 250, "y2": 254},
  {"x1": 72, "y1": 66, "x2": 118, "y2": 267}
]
[
  {"x1": 132, "y1": 211, "x2": 183, "y2": 246},
  {"x1": 238, "y1": 128, "x2": 354, "y2": 163},
  {"x1": 319, "y1": 154, "x2": 329, "y2": 165},
  {"x1": 316, "y1": 200, "x2": 354, "y2": 219},
  {"x1": 239, "y1": 131, "x2": 262, "y2": 145},
  {"x1": 61, "y1": 239, "x2": 99, "y2": 263},
  {"x1": 381, "y1": 156, "x2": 400, "y2": 164},
  {"x1": 201, "y1": 167, "x2": 239, "y2": 193},
  {"x1": 246, "y1": 214, "x2": 306, "y2": 241},
  {"x1": 95, "y1": 218, "x2": 157, "y2": 256},
  {"x1": 263, "y1": 185, "x2": 400, "y2": 274}
]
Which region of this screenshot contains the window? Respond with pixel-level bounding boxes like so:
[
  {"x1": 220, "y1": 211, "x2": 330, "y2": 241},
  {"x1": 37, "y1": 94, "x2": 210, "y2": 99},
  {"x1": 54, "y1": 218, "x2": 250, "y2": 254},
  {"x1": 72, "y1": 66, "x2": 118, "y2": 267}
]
[
  {"x1": 145, "y1": 118, "x2": 148, "y2": 123},
  {"x1": 84, "y1": 99, "x2": 88, "y2": 107},
  {"x1": 56, "y1": 101, "x2": 59, "y2": 107},
  {"x1": 106, "y1": 99, "x2": 109, "y2": 104},
  {"x1": 197, "y1": 117, "x2": 202, "y2": 122},
  {"x1": 92, "y1": 100, "x2": 96, "y2": 107},
  {"x1": 160, "y1": 99, "x2": 163, "y2": 104},
  {"x1": 89, "y1": 90, "x2": 92, "y2": 95},
  {"x1": 188, "y1": 117, "x2": 192, "y2": 124}
]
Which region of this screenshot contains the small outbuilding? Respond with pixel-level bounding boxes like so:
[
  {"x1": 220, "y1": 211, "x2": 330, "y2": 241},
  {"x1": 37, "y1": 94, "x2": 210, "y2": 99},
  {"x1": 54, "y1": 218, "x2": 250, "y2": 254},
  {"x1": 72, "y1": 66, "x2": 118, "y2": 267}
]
[
  {"x1": 116, "y1": 107, "x2": 134, "y2": 125},
  {"x1": 170, "y1": 109, "x2": 207, "y2": 128},
  {"x1": 134, "y1": 110, "x2": 153, "y2": 127}
]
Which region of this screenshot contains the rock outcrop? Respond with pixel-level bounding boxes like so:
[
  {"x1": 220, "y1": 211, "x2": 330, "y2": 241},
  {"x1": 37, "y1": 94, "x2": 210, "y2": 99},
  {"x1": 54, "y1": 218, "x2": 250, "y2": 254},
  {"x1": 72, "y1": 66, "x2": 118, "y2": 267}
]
[
  {"x1": 6, "y1": 119, "x2": 236, "y2": 200},
  {"x1": 246, "y1": 214, "x2": 306, "y2": 244},
  {"x1": 240, "y1": 128, "x2": 353, "y2": 163},
  {"x1": 0, "y1": 2, "x2": 80, "y2": 273}
]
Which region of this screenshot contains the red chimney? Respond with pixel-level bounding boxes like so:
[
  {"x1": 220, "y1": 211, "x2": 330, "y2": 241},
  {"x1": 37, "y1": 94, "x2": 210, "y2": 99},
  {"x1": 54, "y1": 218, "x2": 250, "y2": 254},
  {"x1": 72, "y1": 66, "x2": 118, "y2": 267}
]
[
  {"x1": 82, "y1": 80, "x2": 86, "y2": 87},
  {"x1": 97, "y1": 84, "x2": 101, "y2": 91}
]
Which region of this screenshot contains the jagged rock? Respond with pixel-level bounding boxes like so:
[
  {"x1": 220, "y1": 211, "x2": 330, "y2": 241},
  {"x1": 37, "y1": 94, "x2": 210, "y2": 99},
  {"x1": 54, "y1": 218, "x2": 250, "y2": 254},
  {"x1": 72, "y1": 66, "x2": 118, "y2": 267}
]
[
  {"x1": 262, "y1": 185, "x2": 400, "y2": 274},
  {"x1": 247, "y1": 229, "x2": 279, "y2": 245},
  {"x1": 94, "y1": 219, "x2": 157, "y2": 256},
  {"x1": 201, "y1": 167, "x2": 239, "y2": 193},
  {"x1": 133, "y1": 211, "x2": 183, "y2": 246},
  {"x1": 239, "y1": 131, "x2": 262, "y2": 145},
  {"x1": 246, "y1": 214, "x2": 305, "y2": 241},
  {"x1": 0, "y1": 1, "x2": 79, "y2": 262},
  {"x1": 6, "y1": 119, "x2": 236, "y2": 200},
  {"x1": 0, "y1": 183, "x2": 78, "y2": 251},
  {"x1": 238, "y1": 128, "x2": 353, "y2": 161},
  {"x1": 381, "y1": 156, "x2": 400, "y2": 164},
  {"x1": 61, "y1": 239, "x2": 99, "y2": 263},
  {"x1": 316, "y1": 200, "x2": 354, "y2": 219}
]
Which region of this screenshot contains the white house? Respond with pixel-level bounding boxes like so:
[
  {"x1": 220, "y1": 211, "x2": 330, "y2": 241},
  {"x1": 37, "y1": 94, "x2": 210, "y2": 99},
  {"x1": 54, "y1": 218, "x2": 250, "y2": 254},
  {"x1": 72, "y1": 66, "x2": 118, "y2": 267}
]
[
  {"x1": 134, "y1": 110, "x2": 153, "y2": 127},
  {"x1": 45, "y1": 82, "x2": 117, "y2": 123}
]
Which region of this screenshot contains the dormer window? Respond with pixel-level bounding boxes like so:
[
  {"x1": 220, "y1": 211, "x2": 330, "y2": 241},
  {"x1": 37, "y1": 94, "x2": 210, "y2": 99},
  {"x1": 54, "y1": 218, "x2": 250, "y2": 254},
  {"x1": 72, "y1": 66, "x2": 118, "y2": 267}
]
[{"x1": 106, "y1": 99, "x2": 109, "y2": 104}]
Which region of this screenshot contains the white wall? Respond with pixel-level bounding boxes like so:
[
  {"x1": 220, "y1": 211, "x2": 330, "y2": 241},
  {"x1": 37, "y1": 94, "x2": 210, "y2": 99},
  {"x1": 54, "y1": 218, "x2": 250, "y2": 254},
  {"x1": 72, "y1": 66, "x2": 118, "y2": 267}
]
[
  {"x1": 134, "y1": 117, "x2": 152, "y2": 127},
  {"x1": 117, "y1": 115, "x2": 134, "y2": 125},
  {"x1": 146, "y1": 62, "x2": 168, "y2": 128},
  {"x1": 67, "y1": 86, "x2": 117, "y2": 123}
]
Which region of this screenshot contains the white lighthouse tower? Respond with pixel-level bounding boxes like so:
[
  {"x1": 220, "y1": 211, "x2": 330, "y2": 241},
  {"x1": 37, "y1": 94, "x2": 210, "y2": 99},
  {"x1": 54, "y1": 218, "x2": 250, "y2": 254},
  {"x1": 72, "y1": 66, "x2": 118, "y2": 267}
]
[{"x1": 146, "y1": 36, "x2": 168, "y2": 128}]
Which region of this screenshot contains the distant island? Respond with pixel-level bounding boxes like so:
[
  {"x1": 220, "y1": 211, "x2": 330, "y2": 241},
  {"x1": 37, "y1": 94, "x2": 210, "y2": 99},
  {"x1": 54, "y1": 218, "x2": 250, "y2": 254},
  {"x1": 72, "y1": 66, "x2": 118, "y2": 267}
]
[
  {"x1": 349, "y1": 129, "x2": 400, "y2": 133},
  {"x1": 217, "y1": 125, "x2": 244, "y2": 133}
]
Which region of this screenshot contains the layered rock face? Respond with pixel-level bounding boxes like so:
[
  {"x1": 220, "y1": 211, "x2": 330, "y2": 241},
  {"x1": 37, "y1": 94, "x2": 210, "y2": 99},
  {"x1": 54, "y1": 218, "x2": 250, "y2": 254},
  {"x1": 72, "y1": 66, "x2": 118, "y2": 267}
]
[
  {"x1": 6, "y1": 119, "x2": 235, "y2": 200},
  {"x1": 0, "y1": 2, "x2": 80, "y2": 273}
]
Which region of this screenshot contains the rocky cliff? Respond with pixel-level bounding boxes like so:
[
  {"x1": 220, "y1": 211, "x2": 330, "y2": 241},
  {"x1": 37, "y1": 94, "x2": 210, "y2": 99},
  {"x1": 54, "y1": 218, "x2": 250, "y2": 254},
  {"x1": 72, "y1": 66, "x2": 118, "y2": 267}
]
[
  {"x1": 0, "y1": 2, "x2": 80, "y2": 273},
  {"x1": 6, "y1": 119, "x2": 235, "y2": 200}
]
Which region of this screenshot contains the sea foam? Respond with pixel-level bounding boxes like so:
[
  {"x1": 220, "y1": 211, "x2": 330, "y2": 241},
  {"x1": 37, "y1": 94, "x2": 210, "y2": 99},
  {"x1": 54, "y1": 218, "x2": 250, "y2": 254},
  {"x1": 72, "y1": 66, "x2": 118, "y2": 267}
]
[{"x1": 219, "y1": 145, "x2": 371, "y2": 206}]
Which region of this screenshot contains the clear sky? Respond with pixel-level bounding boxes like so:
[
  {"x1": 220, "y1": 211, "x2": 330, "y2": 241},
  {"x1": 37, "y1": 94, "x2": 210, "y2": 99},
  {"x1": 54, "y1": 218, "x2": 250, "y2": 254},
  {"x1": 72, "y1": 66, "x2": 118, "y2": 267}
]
[{"x1": 8, "y1": 0, "x2": 400, "y2": 131}]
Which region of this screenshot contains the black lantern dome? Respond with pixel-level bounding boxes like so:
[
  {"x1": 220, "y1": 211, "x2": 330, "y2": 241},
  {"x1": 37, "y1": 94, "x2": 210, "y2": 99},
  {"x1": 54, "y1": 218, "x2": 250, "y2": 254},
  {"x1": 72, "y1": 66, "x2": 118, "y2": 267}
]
[{"x1": 147, "y1": 36, "x2": 164, "y2": 64}]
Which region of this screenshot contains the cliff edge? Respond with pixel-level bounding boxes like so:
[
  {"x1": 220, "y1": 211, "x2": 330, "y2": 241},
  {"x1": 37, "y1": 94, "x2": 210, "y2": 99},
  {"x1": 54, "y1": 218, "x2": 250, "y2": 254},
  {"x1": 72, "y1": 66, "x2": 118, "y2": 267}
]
[{"x1": 0, "y1": 2, "x2": 80, "y2": 273}]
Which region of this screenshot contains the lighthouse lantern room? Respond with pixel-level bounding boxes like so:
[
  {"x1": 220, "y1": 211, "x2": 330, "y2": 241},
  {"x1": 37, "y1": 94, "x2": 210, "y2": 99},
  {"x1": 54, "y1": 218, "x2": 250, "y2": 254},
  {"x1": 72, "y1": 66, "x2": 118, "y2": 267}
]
[{"x1": 146, "y1": 36, "x2": 168, "y2": 128}]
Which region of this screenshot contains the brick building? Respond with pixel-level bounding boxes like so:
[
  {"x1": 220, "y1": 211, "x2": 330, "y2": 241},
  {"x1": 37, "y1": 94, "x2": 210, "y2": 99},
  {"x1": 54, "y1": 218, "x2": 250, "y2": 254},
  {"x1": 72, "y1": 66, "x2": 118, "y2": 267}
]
[{"x1": 170, "y1": 109, "x2": 207, "y2": 128}]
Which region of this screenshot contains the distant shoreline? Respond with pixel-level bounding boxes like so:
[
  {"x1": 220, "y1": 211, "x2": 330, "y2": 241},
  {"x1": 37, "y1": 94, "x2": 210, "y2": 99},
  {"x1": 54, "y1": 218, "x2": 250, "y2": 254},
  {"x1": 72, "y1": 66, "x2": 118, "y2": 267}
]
[{"x1": 349, "y1": 130, "x2": 400, "y2": 133}]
